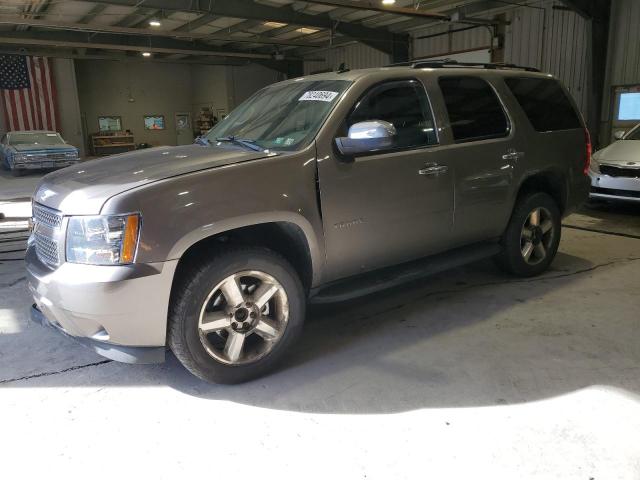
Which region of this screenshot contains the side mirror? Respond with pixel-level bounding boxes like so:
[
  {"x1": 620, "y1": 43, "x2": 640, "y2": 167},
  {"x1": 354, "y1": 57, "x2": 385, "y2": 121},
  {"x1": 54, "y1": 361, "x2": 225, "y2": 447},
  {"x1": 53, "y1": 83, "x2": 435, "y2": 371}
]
[
  {"x1": 335, "y1": 120, "x2": 396, "y2": 157},
  {"x1": 614, "y1": 130, "x2": 626, "y2": 140}
]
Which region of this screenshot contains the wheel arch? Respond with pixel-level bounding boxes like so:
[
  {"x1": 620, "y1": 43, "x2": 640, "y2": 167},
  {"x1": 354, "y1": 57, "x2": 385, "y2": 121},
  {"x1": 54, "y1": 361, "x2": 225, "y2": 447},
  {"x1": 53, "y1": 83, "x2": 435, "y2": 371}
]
[
  {"x1": 169, "y1": 213, "x2": 322, "y2": 295},
  {"x1": 513, "y1": 168, "x2": 568, "y2": 215}
]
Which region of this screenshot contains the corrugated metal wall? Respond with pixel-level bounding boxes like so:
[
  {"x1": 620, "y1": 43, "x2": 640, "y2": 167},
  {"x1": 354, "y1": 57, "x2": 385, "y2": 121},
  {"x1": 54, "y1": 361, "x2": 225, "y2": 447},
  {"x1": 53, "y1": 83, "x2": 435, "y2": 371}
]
[
  {"x1": 303, "y1": 42, "x2": 390, "y2": 75},
  {"x1": 412, "y1": 23, "x2": 492, "y2": 59},
  {"x1": 504, "y1": 1, "x2": 590, "y2": 115},
  {"x1": 601, "y1": 0, "x2": 640, "y2": 123},
  {"x1": 302, "y1": 1, "x2": 591, "y2": 114}
]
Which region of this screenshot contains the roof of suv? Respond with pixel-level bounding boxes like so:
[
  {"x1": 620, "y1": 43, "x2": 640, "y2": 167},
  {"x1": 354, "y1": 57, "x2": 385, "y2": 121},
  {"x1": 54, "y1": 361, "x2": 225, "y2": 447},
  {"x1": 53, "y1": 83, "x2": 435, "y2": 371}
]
[{"x1": 297, "y1": 63, "x2": 554, "y2": 83}]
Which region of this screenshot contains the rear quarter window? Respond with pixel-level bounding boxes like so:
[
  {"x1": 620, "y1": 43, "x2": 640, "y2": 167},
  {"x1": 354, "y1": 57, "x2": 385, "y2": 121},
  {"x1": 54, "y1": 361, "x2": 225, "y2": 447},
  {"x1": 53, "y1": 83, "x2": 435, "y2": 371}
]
[
  {"x1": 504, "y1": 77, "x2": 582, "y2": 132},
  {"x1": 438, "y1": 76, "x2": 510, "y2": 143}
]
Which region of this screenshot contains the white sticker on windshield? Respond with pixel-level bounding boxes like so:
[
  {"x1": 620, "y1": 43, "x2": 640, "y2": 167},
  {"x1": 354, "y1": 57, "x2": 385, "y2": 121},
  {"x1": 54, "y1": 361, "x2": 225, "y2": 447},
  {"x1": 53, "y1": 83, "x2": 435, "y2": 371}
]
[{"x1": 299, "y1": 91, "x2": 339, "y2": 102}]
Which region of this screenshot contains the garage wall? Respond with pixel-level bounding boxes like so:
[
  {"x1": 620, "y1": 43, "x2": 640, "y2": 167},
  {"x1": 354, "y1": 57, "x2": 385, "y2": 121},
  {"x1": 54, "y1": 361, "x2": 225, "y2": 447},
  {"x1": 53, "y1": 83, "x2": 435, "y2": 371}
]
[
  {"x1": 51, "y1": 58, "x2": 85, "y2": 156},
  {"x1": 600, "y1": 0, "x2": 640, "y2": 141},
  {"x1": 190, "y1": 64, "x2": 232, "y2": 123},
  {"x1": 301, "y1": 1, "x2": 589, "y2": 117},
  {"x1": 76, "y1": 60, "x2": 192, "y2": 147},
  {"x1": 228, "y1": 63, "x2": 282, "y2": 107},
  {"x1": 76, "y1": 60, "x2": 281, "y2": 148},
  {"x1": 303, "y1": 43, "x2": 390, "y2": 75},
  {"x1": 504, "y1": 1, "x2": 590, "y2": 116},
  {"x1": 412, "y1": 24, "x2": 493, "y2": 59}
]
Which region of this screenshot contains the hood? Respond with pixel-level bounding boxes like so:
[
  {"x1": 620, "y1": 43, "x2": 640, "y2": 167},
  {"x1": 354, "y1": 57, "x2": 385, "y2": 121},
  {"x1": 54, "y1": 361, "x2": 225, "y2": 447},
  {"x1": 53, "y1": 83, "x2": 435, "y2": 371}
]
[
  {"x1": 12, "y1": 143, "x2": 76, "y2": 152},
  {"x1": 34, "y1": 144, "x2": 270, "y2": 214},
  {"x1": 594, "y1": 140, "x2": 640, "y2": 166}
]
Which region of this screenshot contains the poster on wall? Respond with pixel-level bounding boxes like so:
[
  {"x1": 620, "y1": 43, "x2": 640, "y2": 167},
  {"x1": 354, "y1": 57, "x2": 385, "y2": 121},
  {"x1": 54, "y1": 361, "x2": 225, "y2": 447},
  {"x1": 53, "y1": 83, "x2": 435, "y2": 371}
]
[
  {"x1": 98, "y1": 116, "x2": 122, "y2": 132},
  {"x1": 144, "y1": 115, "x2": 165, "y2": 130}
]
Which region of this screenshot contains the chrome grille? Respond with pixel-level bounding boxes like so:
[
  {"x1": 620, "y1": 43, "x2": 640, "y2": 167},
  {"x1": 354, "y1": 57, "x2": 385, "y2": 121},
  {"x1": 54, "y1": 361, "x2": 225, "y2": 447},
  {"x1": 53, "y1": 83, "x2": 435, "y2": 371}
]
[
  {"x1": 26, "y1": 152, "x2": 74, "y2": 161},
  {"x1": 34, "y1": 231, "x2": 60, "y2": 266},
  {"x1": 33, "y1": 203, "x2": 62, "y2": 228},
  {"x1": 32, "y1": 203, "x2": 63, "y2": 267},
  {"x1": 600, "y1": 164, "x2": 640, "y2": 178}
]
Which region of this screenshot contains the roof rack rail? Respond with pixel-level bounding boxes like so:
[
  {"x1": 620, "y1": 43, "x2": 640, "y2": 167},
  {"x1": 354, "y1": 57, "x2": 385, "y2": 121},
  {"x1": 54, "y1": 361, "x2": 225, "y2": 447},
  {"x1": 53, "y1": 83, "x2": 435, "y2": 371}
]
[{"x1": 386, "y1": 59, "x2": 540, "y2": 73}]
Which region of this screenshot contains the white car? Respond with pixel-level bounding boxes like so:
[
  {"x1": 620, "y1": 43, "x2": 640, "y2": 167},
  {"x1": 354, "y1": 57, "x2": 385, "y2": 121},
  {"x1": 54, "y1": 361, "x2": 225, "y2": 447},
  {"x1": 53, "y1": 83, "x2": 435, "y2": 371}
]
[{"x1": 589, "y1": 123, "x2": 640, "y2": 202}]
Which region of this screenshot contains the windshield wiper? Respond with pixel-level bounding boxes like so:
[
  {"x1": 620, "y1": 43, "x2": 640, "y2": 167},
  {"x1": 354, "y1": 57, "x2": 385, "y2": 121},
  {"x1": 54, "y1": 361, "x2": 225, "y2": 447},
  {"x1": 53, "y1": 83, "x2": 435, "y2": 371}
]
[
  {"x1": 216, "y1": 136, "x2": 263, "y2": 152},
  {"x1": 194, "y1": 136, "x2": 211, "y2": 146}
]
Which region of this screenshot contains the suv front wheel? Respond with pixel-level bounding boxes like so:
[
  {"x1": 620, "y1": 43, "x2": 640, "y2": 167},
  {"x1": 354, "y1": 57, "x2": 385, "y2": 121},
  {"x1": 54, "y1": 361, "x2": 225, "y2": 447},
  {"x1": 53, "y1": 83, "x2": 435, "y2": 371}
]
[
  {"x1": 168, "y1": 247, "x2": 305, "y2": 384},
  {"x1": 495, "y1": 191, "x2": 561, "y2": 277}
]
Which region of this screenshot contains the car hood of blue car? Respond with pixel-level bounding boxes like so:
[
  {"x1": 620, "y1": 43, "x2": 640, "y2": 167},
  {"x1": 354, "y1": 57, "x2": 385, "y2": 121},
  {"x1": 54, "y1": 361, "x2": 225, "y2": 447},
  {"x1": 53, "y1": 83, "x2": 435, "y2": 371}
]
[{"x1": 9, "y1": 143, "x2": 78, "y2": 153}]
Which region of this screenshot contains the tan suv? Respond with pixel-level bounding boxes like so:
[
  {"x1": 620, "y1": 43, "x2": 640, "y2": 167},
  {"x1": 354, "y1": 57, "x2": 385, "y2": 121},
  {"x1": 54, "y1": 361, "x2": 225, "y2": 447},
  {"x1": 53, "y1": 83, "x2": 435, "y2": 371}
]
[{"x1": 27, "y1": 61, "x2": 591, "y2": 383}]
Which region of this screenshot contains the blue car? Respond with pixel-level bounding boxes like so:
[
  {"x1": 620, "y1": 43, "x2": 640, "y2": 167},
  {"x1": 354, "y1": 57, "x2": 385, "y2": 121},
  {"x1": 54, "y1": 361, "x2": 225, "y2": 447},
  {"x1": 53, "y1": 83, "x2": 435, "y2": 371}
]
[{"x1": 1, "y1": 130, "x2": 80, "y2": 176}]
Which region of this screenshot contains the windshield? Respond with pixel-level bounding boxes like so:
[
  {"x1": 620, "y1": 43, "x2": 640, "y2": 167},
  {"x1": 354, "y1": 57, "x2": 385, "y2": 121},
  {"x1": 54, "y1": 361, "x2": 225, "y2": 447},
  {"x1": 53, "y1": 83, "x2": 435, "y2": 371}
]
[
  {"x1": 205, "y1": 79, "x2": 352, "y2": 151},
  {"x1": 9, "y1": 132, "x2": 65, "y2": 146},
  {"x1": 625, "y1": 124, "x2": 640, "y2": 140}
]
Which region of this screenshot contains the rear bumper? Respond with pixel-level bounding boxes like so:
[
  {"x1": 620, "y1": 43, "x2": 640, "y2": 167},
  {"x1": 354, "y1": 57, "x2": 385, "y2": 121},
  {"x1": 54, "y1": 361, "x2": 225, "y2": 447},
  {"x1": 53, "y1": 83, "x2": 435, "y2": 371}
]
[
  {"x1": 25, "y1": 244, "x2": 178, "y2": 362},
  {"x1": 588, "y1": 171, "x2": 640, "y2": 203},
  {"x1": 30, "y1": 304, "x2": 165, "y2": 364},
  {"x1": 564, "y1": 173, "x2": 591, "y2": 216}
]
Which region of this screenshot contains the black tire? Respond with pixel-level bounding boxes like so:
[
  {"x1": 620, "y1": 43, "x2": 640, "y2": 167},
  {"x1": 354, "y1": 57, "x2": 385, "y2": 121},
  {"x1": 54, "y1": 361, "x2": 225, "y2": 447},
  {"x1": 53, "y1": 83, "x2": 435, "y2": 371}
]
[
  {"x1": 168, "y1": 247, "x2": 305, "y2": 384},
  {"x1": 494, "y1": 192, "x2": 561, "y2": 277}
]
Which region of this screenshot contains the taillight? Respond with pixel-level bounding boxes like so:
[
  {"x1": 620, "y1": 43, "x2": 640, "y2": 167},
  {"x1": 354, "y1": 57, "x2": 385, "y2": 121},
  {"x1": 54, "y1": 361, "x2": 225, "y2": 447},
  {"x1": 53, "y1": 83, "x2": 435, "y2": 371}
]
[{"x1": 583, "y1": 127, "x2": 592, "y2": 175}]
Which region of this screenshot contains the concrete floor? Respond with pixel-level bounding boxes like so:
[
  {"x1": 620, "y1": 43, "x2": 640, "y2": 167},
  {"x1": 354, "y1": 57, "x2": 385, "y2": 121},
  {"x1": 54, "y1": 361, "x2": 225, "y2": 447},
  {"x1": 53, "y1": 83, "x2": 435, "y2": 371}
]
[{"x1": 1, "y1": 170, "x2": 639, "y2": 478}]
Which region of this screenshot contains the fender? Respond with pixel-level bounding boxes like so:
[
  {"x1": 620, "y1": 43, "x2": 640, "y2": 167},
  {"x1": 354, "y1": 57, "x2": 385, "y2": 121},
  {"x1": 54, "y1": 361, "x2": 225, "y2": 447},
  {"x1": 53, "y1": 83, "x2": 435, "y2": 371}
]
[{"x1": 166, "y1": 211, "x2": 325, "y2": 286}]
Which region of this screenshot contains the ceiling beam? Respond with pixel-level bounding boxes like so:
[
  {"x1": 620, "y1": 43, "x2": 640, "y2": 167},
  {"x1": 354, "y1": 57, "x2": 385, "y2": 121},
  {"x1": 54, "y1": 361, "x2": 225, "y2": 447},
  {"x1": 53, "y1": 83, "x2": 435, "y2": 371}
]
[
  {"x1": 0, "y1": 17, "x2": 321, "y2": 48},
  {"x1": 114, "y1": 7, "x2": 156, "y2": 27},
  {"x1": 78, "y1": 4, "x2": 108, "y2": 24},
  {"x1": 173, "y1": 13, "x2": 217, "y2": 32},
  {"x1": 301, "y1": 0, "x2": 449, "y2": 20},
  {"x1": 0, "y1": 30, "x2": 293, "y2": 60},
  {"x1": 0, "y1": 46, "x2": 247, "y2": 66},
  {"x1": 89, "y1": 0, "x2": 403, "y2": 55}
]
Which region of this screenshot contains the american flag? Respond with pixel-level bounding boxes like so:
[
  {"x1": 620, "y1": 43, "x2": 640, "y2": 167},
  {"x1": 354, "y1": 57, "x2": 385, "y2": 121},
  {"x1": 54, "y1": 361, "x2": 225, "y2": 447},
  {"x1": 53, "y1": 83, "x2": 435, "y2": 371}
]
[{"x1": 0, "y1": 55, "x2": 59, "y2": 131}]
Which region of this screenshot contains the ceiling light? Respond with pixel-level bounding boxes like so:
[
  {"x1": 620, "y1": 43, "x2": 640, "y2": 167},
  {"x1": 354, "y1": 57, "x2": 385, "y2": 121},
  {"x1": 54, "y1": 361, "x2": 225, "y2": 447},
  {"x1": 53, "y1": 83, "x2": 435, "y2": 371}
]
[
  {"x1": 142, "y1": 52, "x2": 152, "y2": 57},
  {"x1": 382, "y1": 0, "x2": 396, "y2": 4},
  {"x1": 149, "y1": 19, "x2": 161, "y2": 27},
  {"x1": 264, "y1": 21, "x2": 287, "y2": 28},
  {"x1": 296, "y1": 27, "x2": 319, "y2": 34}
]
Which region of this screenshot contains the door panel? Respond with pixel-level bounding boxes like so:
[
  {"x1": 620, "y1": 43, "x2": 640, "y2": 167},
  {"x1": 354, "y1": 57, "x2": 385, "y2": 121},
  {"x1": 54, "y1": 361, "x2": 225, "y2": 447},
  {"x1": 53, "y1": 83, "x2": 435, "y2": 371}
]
[
  {"x1": 433, "y1": 75, "x2": 524, "y2": 244},
  {"x1": 316, "y1": 79, "x2": 454, "y2": 281},
  {"x1": 317, "y1": 147, "x2": 454, "y2": 281},
  {"x1": 175, "y1": 113, "x2": 193, "y2": 146}
]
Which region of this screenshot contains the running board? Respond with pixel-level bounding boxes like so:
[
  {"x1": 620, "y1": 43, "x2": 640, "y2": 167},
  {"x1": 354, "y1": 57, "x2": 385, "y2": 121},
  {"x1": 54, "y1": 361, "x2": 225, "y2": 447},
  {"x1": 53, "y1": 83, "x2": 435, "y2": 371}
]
[{"x1": 310, "y1": 242, "x2": 502, "y2": 304}]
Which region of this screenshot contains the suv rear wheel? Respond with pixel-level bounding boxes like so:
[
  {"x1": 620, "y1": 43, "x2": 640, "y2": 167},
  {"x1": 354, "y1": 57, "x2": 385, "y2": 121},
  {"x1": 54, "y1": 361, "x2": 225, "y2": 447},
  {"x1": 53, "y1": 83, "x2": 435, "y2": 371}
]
[
  {"x1": 495, "y1": 192, "x2": 561, "y2": 277},
  {"x1": 168, "y1": 247, "x2": 305, "y2": 384}
]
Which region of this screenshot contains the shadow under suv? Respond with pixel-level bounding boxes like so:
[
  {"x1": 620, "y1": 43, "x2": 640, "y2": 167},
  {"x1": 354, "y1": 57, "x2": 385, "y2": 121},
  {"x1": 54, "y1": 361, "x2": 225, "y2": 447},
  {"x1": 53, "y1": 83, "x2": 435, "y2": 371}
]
[{"x1": 26, "y1": 61, "x2": 591, "y2": 383}]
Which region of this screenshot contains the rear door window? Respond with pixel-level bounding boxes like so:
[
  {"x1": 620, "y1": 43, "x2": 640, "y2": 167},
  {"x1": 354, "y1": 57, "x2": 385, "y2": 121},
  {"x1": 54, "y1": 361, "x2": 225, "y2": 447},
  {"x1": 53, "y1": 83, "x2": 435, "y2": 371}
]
[
  {"x1": 438, "y1": 76, "x2": 510, "y2": 143},
  {"x1": 504, "y1": 77, "x2": 581, "y2": 132}
]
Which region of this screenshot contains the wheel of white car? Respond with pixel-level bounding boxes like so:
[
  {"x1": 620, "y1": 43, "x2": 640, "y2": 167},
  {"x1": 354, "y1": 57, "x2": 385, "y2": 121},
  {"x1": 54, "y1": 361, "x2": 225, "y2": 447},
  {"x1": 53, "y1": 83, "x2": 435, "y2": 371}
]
[{"x1": 168, "y1": 246, "x2": 305, "y2": 384}]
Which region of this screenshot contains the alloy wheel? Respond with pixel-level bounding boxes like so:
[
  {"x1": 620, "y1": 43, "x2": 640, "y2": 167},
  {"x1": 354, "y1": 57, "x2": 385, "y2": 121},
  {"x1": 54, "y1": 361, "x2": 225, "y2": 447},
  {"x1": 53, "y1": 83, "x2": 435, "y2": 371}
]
[
  {"x1": 197, "y1": 270, "x2": 289, "y2": 365},
  {"x1": 520, "y1": 207, "x2": 554, "y2": 265}
]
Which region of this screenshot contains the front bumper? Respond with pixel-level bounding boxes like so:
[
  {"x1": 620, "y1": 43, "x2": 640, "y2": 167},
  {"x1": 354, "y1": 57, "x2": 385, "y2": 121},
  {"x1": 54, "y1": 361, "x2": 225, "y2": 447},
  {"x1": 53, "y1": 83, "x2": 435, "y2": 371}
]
[
  {"x1": 589, "y1": 170, "x2": 640, "y2": 202},
  {"x1": 25, "y1": 245, "x2": 178, "y2": 363},
  {"x1": 30, "y1": 304, "x2": 165, "y2": 364},
  {"x1": 13, "y1": 159, "x2": 79, "y2": 170}
]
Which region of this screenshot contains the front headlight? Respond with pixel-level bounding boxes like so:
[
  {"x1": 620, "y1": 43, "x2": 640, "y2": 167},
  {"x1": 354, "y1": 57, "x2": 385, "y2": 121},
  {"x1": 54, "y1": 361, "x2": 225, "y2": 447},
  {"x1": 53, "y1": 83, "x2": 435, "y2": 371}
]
[
  {"x1": 66, "y1": 214, "x2": 140, "y2": 265},
  {"x1": 13, "y1": 153, "x2": 27, "y2": 162}
]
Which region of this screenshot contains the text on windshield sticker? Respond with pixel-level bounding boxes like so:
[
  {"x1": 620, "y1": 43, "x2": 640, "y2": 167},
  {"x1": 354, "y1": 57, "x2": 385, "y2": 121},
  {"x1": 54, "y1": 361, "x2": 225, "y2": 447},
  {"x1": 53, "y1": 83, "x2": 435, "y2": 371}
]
[{"x1": 299, "y1": 91, "x2": 339, "y2": 102}]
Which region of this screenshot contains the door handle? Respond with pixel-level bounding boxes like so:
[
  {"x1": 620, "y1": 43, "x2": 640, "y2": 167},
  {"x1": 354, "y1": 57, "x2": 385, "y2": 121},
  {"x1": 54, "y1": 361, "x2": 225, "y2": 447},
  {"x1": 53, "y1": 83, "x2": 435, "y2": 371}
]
[
  {"x1": 418, "y1": 164, "x2": 448, "y2": 176},
  {"x1": 502, "y1": 150, "x2": 525, "y2": 161}
]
